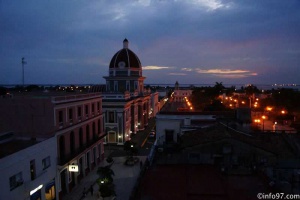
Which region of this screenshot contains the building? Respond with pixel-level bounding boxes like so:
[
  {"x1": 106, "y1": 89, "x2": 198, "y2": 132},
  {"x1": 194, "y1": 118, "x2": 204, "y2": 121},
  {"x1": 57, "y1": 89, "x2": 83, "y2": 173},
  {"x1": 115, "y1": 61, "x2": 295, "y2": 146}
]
[
  {"x1": 0, "y1": 92, "x2": 105, "y2": 199},
  {"x1": 137, "y1": 122, "x2": 300, "y2": 199},
  {"x1": 0, "y1": 135, "x2": 57, "y2": 200},
  {"x1": 156, "y1": 112, "x2": 217, "y2": 145},
  {"x1": 173, "y1": 81, "x2": 192, "y2": 102},
  {"x1": 102, "y1": 39, "x2": 154, "y2": 144}
]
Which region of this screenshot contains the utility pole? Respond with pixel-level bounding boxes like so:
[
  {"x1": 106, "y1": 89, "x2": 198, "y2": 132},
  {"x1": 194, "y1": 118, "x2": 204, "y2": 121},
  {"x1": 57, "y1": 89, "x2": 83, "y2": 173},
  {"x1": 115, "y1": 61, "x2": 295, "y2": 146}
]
[{"x1": 21, "y1": 57, "x2": 27, "y2": 87}]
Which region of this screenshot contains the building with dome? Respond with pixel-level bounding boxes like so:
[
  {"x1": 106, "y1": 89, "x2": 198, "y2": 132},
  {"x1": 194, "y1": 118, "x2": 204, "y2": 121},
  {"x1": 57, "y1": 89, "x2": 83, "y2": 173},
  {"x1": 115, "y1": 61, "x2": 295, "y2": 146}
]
[{"x1": 102, "y1": 39, "x2": 154, "y2": 144}]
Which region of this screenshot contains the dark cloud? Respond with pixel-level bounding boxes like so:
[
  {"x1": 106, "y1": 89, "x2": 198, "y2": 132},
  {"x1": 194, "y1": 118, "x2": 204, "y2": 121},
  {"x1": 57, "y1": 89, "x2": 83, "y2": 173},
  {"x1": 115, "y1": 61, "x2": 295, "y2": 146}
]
[{"x1": 0, "y1": 0, "x2": 300, "y2": 85}]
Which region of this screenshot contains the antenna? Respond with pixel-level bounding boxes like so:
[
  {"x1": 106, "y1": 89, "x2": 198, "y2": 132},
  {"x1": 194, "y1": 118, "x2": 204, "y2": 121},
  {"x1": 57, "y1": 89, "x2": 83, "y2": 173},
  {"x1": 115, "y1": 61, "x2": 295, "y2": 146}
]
[{"x1": 21, "y1": 57, "x2": 27, "y2": 87}]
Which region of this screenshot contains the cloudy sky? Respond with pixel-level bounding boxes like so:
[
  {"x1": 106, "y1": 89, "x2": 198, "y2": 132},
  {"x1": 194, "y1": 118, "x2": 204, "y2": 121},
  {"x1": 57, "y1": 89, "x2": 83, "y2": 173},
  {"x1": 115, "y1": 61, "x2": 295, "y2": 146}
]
[{"x1": 1, "y1": 0, "x2": 300, "y2": 86}]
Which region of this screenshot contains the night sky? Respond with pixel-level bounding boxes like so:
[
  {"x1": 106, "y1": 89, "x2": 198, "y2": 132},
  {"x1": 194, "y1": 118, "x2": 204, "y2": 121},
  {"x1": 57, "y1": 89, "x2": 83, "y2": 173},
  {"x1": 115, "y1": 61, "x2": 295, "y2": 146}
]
[{"x1": 1, "y1": 0, "x2": 300, "y2": 85}]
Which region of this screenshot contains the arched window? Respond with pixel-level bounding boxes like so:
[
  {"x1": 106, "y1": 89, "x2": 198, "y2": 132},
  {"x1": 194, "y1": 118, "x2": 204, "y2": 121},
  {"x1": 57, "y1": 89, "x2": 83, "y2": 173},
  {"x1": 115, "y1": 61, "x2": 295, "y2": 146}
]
[
  {"x1": 98, "y1": 119, "x2": 101, "y2": 135},
  {"x1": 70, "y1": 131, "x2": 75, "y2": 153},
  {"x1": 59, "y1": 136, "x2": 65, "y2": 160},
  {"x1": 93, "y1": 122, "x2": 96, "y2": 139},
  {"x1": 79, "y1": 128, "x2": 83, "y2": 148},
  {"x1": 86, "y1": 125, "x2": 90, "y2": 144}
]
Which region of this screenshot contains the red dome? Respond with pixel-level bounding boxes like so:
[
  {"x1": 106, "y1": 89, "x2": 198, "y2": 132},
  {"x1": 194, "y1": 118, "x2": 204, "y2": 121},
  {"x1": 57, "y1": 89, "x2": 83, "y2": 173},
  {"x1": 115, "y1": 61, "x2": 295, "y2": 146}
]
[{"x1": 109, "y1": 39, "x2": 142, "y2": 69}]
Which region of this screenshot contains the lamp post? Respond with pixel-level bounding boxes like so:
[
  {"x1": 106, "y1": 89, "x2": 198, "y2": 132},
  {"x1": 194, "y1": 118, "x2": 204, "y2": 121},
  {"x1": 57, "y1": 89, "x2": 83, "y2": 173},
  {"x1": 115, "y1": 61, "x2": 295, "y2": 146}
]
[{"x1": 262, "y1": 115, "x2": 266, "y2": 132}]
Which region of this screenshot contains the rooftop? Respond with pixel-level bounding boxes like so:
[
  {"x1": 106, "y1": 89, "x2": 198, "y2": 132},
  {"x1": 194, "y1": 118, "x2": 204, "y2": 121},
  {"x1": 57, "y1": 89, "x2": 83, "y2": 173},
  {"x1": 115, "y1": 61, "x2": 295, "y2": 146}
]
[
  {"x1": 138, "y1": 164, "x2": 271, "y2": 200},
  {"x1": 0, "y1": 139, "x2": 39, "y2": 159},
  {"x1": 180, "y1": 123, "x2": 296, "y2": 158}
]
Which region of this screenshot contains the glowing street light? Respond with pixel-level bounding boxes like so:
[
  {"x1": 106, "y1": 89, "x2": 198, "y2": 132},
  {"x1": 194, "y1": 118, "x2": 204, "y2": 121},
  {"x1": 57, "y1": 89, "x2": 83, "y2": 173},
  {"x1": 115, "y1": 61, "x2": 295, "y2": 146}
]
[
  {"x1": 254, "y1": 119, "x2": 261, "y2": 123},
  {"x1": 262, "y1": 115, "x2": 266, "y2": 132},
  {"x1": 266, "y1": 107, "x2": 273, "y2": 111}
]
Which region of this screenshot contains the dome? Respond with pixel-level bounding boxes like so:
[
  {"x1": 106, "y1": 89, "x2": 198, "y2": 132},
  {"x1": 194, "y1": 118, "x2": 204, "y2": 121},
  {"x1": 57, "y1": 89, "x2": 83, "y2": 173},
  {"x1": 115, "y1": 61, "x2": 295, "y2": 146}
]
[{"x1": 109, "y1": 39, "x2": 142, "y2": 69}]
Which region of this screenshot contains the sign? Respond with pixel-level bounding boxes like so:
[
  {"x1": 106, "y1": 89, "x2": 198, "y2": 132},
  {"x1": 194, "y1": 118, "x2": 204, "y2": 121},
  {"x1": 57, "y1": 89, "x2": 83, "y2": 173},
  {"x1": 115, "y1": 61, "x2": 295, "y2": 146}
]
[{"x1": 69, "y1": 165, "x2": 78, "y2": 172}]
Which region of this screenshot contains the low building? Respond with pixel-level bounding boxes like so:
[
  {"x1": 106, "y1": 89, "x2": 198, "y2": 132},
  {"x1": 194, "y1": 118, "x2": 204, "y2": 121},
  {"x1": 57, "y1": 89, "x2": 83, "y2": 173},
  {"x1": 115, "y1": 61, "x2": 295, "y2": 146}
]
[
  {"x1": 156, "y1": 112, "x2": 216, "y2": 145},
  {"x1": 0, "y1": 135, "x2": 57, "y2": 200}
]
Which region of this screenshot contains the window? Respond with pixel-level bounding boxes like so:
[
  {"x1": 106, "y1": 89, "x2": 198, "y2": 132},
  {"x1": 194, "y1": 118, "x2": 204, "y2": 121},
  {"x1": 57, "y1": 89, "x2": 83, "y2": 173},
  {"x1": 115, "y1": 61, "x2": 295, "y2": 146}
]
[
  {"x1": 9, "y1": 172, "x2": 23, "y2": 191},
  {"x1": 114, "y1": 81, "x2": 118, "y2": 92},
  {"x1": 69, "y1": 108, "x2": 73, "y2": 122},
  {"x1": 126, "y1": 81, "x2": 129, "y2": 91},
  {"x1": 58, "y1": 111, "x2": 63, "y2": 124},
  {"x1": 85, "y1": 105, "x2": 89, "y2": 116},
  {"x1": 78, "y1": 107, "x2": 82, "y2": 118},
  {"x1": 108, "y1": 112, "x2": 114, "y2": 123},
  {"x1": 30, "y1": 160, "x2": 36, "y2": 180},
  {"x1": 42, "y1": 156, "x2": 51, "y2": 170},
  {"x1": 98, "y1": 119, "x2": 101, "y2": 134},
  {"x1": 134, "y1": 81, "x2": 138, "y2": 90},
  {"x1": 92, "y1": 103, "x2": 95, "y2": 114},
  {"x1": 97, "y1": 102, "x2": 100, "y2": 112}
]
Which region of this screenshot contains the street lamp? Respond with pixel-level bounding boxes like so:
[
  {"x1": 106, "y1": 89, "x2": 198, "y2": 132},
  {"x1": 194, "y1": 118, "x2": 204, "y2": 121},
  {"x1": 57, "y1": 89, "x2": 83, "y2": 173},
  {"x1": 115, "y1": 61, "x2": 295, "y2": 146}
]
[{"x1": 262, "y1": 115, "x2": 266, "y2": 132}]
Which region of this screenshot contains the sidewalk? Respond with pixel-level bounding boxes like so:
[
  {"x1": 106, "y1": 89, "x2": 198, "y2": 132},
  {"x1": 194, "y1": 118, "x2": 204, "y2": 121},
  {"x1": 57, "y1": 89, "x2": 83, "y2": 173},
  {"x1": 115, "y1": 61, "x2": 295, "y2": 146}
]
[{"x1": 63, "y1": 156, "x2": 147, "y2": 200}]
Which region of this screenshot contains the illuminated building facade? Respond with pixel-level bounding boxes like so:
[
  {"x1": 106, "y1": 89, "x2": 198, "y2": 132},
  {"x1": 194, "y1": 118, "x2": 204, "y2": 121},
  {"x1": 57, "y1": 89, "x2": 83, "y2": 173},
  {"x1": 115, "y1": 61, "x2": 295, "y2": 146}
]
[
  {"x1": 102, "y1": 39, "x2": 152, "y2": 144},
  {"x1": 173, "y1": 81, "x2": 192, "y2": 102}
]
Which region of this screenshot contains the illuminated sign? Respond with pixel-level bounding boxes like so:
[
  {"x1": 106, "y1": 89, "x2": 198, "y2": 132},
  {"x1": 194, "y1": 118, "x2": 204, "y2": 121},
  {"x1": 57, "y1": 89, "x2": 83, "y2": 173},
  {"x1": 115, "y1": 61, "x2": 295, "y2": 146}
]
[
  {"x1": 30, "y1": 184, "x2": 43, "y2": 195},
  {"x1": 69, "y1": 165, "x2": 79, "y2": 172}
]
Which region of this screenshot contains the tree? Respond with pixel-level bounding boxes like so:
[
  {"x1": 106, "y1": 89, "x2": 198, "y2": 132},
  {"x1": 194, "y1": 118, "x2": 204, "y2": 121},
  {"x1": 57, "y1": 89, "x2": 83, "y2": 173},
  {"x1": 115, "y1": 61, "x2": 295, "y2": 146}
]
[
  {"x1": 124, "y1": 141, "x2": 138, "y2": 156},
  {"x1": 244, "y1": 84, "x2": 259, "y2": 97},
  {"x1": 226, "y1": 86, "x2": 236, "y2": 96},
  {"x1": 203, "y1": 99, "x2": 228, "y2": 111},
  {"x1": 97, "y1": 166, "x2": 115, "y2": 184},
  {"x1": 97, "y1": 166, "x2": 116, "y2": 198},
  {"x1": 214, "y1": 82, "x2": 225, "y2": 95},
  {"x1": 0, "y1": 87, "x2": 7, "y2": 95}
]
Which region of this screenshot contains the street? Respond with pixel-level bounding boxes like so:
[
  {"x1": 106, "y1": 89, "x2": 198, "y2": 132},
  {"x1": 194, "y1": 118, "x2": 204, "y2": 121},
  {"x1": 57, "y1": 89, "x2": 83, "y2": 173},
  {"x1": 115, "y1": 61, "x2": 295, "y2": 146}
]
[{"x1": 104, "y1": 117, "x2": 156, "y2": 157}]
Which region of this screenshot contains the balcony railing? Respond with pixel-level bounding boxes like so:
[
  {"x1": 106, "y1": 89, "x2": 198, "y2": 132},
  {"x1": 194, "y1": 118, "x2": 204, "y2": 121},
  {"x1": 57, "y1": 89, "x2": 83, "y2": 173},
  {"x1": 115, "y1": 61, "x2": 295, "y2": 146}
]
[{"x1": 57, "y1": 134, "x2": 106, "y2": 166}]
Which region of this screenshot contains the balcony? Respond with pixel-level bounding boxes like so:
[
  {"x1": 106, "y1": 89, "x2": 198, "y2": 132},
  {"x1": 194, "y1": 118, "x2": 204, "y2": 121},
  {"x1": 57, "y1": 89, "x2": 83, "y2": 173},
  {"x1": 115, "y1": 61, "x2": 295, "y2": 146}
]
[{"x1": 57, "y1": 134, "x2": 106, "y2": 166}]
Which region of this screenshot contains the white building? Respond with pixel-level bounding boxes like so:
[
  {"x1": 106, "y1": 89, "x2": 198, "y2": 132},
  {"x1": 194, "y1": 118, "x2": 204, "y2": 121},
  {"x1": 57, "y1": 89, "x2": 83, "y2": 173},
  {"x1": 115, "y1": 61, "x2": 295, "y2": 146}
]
[
  {"x1": 173, "y1": 81, "x2": 192, "y2": 102},
  {"x1": 156, "y1": 112, "x2": 216, "y2": 146},
  {"x1": 0, "y1": 135, "x2": 57, "y2": 200}
]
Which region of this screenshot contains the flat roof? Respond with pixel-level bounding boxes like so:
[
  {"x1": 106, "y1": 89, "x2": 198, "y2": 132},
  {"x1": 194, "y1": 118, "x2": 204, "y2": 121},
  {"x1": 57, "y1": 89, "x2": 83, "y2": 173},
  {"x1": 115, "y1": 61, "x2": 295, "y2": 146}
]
[
  {"x1": 139, "y1": 164, "x2": 272, "y2": 200},
  {"x1": 0, "y1": 139, "x2": 39, "y2": 159}
]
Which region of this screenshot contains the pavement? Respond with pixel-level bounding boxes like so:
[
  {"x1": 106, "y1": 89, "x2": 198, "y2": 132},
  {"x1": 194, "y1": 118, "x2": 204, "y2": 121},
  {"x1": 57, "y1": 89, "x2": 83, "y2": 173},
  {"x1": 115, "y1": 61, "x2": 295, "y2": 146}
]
[{"x1": 62, "y1": 156, "x2": 147, "y2": 200}]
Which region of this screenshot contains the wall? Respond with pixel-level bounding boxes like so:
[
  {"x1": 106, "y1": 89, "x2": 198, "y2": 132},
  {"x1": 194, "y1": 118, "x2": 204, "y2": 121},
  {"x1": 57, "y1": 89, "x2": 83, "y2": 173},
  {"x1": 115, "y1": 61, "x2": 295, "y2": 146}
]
[
  {"x1": 0, "y1": 137, "x2": 57, "y2": 200},
  {"x1": 0, "y1": 97, "x2": 55, "y2": 138}
]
